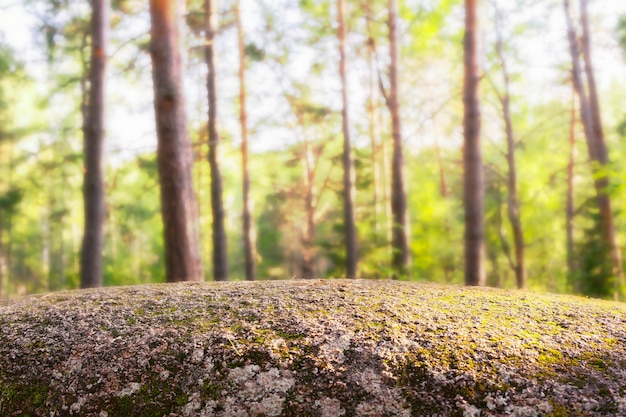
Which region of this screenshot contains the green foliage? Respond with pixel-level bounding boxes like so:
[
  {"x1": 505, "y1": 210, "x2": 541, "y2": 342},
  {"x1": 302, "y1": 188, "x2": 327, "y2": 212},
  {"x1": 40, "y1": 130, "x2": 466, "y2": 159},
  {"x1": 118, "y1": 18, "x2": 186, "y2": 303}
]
[
  {"x1": 574, "y1": 207, "x2": 614, "y2": 299},
  {"x1": 617, "y1": 119, "x2": 626, "y2": 138},
  {"x1": 0, "y1": 0, "x2": 625, "y2": 300},
  {"x1": 0, "y1": 188, "x2": 22, "y2": 214},
  {"x1": 0, "y1": 45, "x2": 20, "y2": 76},
  {"x1": 402, "y1": 0, "x2": 463, "y2": 54},
  {"x1": 256, "y1": 190, "x2": 288, "y2": 279},
  {"x1": 104, "y1": 154, "x2": 165, "y2": 286},
  {"x1": 245, "y1": 42, "x2": 266, "y2": 61},
  {"x1": 407, "y1": 147, "x2": 463, "y2": 284},
  {"x1": 0, "y1": 43, "x2": 24, "y2": 129}
]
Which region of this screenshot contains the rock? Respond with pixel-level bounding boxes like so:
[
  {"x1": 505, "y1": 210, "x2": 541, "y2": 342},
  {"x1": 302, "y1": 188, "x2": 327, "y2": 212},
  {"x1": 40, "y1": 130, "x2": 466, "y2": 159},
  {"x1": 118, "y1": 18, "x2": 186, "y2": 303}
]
[{"x1": 0, "y1": 279, "x2": 625, "y2": 416}]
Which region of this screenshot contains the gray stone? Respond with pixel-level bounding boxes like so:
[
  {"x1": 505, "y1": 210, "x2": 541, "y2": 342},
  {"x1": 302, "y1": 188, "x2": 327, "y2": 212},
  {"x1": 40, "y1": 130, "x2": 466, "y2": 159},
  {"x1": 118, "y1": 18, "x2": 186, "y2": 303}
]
[{"x1": 1, "y1": 279, "x2": 625, "y2": 416}]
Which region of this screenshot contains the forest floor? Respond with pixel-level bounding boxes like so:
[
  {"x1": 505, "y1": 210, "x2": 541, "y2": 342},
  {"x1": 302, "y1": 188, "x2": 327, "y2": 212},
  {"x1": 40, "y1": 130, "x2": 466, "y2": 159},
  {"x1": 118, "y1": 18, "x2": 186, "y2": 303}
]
[{"x1": 1, "y1": 279, "x2": 625, "y2": 416}]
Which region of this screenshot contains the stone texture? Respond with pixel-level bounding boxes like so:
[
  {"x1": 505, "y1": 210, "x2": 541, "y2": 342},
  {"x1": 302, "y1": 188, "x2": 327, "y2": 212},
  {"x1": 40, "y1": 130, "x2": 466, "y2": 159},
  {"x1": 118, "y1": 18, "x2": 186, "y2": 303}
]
[{"x1": 0, "y1": 279, "x2": 625, "y2": 416}]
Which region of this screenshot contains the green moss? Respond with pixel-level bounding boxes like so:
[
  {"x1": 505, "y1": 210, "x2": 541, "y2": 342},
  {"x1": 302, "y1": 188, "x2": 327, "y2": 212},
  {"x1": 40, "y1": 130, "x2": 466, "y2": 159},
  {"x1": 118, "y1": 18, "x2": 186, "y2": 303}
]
[
  {"x1": 201, "y1": 380, "x2": 223, "y2": 401},
  {"x1": 547, "y1": 401, "x2": 570, "y2": 417},
  {"x1": 0, "y1": 382, "x2": 49, "y2": 413},
  {"x1": 108, "y1": 379, "x2": 189, "y2": 417},
  {"x1": 175, "y1": 392, "x2": 189, "y2": 406},
  {"x1": 109, "y1": 394, "x2": 135, "y2": 415},
  {"x1": 582, "y1": 354, "x2": 611, "y2": 371},
  {"x1": 538, "y1": 348, "x2": 563, "y2": 366},
  {"x1": 275, "y1": 330, "x2": 305, "y2": 341},
  {"x1": 26, "y1": 340, "x2": 46, "y2": 350}
]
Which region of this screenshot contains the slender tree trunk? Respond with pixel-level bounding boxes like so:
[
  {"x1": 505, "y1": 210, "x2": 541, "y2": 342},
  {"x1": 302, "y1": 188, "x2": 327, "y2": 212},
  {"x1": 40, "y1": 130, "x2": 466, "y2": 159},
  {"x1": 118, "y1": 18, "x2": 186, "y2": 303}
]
[
  {"x1": 564, "y1": 0, "x2": 597, "y2": 162},
  {"x1": 301, "y1": 139, "x2": 316, "y2": 279},
  {"x1": 6, "y1": 147, "x2": 11, "y2": 291},
  {"x1": 337, "y1": 0, "x2": 358, "y2": 279},
  {"x1": 463, "y1": 0, "x2": 485, "y2": 286},
  {"x1": 494, "y1": 6, "x2": 525, "y2": 289},
  {"x1": 580, "y1": 0, "x2": 605, "y2": 163},
  {"x1": 149, "y1": 0, "x2": 202, "y2": 282},
  {"x1": 381, "y1": 123, "x2": 393, "y2": 278},
  {"x1": 40, "y1": 207, "x2": 49, "y2": 291},
  {"x1": 579, "y1": 0, "x2": 624, "y2": 298},
  {"x1": 283, "y1": 94, "x2": 320, "y2": 279},
  {"x1": 205, "y1": 0, "x2": 229, "y2": 281},
  {"x1": 566, "y1": 89, "x2": 577, "y2": 291},
  {"x1": 366, "y1": 45, "x2": 381, "y2": 240},
  {"x1": 59, "y1": 223, "x2": 66, "y2": 289},
  {"x1": 80, "y1": 0, "x2": 109, "y2": 289},
  {"x1": 564, "y1": 0, "x2": 623, "y2": 299},
  {"x1": 434, "y1": 136, "x2": 449, "y2": 199},
  {"x1": 434, "y1": 130, "x2": 455, "y2": 283},
  {"x1": 365, "y1": 11, "x2": 392, "y2": 276},
  {"x1": 387, "y1": 0, "x2": 409, "y2": 279},
  {"x1": 236, "y1": 1, "x2": 256, "y2": 281}
]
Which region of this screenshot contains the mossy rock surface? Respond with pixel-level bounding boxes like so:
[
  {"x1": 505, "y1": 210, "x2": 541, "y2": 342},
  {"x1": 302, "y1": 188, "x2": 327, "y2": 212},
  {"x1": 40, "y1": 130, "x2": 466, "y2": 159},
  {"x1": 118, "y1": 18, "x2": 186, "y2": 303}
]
[{"x1": 1, "y1": 279, "x2": 625, "y2": 416}]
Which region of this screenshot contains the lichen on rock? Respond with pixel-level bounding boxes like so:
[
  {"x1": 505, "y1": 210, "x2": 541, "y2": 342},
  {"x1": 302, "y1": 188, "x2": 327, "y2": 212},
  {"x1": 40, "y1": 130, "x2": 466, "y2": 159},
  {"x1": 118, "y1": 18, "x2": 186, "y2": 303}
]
[{"x1": 0, "y1": 279, "x2": 625, "y2": 416}]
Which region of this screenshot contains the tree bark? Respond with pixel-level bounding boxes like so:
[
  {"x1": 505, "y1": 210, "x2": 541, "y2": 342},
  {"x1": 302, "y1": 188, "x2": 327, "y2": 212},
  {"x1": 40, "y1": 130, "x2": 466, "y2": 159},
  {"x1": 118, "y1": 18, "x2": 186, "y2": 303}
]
[
  {"x1": 301, "y1": 139, "x2": 317, "y2": 279},
  {"x1": 579, "y1": 0, "x2": 624, "y2": 299},
  {"x1": 149, "y1": 0, "x2": 202, "y2": 282},
  {"x1": 205, "y1": 0, "x2": 229, "y2": 281},
  {"x1": 236, "y1": 1, "x2": 256, "y2": 281},
  {"x1": 282, "y1": 94, "x2": 323, "y2": 279},
  {"x1": 494, "y1": 6, "x2": 525, "y2": 289},
  {"x1": 566, "y1": 89, "x2": 577, "y2": 291},
  {"x1": 563, "y1": 0, "x2": 597, "y2": 163},
  {"x1": 387, "y1": 0, "x2": 409, "y2": 279},
  {"x1": 381, "y1": 119, "x2": 393, "y2": 278},
  {"x1": 365, "y1": 13, "x2": 392, "y2": 277},
  {"x1": 80, "y1": 0, "x2": 109, "y2": 289},
  {"x1": 579, "y1": 0, "x2": 605, "y2": 164},
  {"x1": 564, "y1": 0, "x2": 623, "y2": 299},
  {"x1": 337, "y1": 0, "x2": 358, "y2": 279},
  {"x1": 366, "y1": 42, "x2": 381, "y2": 240},
  {"x1": 463, "y1": 0, "x2": 485, "y2": 286},
  {"x1": 434, "y1": 130, "x2": 455, "y2": 283}
]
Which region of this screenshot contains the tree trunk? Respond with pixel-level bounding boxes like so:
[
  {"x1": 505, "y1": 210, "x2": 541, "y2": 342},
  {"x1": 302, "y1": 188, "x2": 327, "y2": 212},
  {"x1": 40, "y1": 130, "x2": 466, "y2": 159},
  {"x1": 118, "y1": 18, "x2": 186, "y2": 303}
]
[
  {"x1": 80, "y1": 0, "x2": 109, "y2": 289},
  {"x1": 382, "y1": 125, "x2": 393, "y2": 279},
  {"x1": 463, "y1": 0, "x2": 485, "y2": 286},
  {"x1": 365, "y1": 37, "x2": 381, "y2": 240},
  {"x1": 59, "y1": 222, "x2": 66, "y2": 289},
  {"x1": 434, "y1": 130, "x2": 455, "y2": 283},
  {"x1": 7, "y1": 150, "x2": 13, "y2": 294},
  {"x1": 387, "y1": 0, "x2": 409, "y2": 279},
  {"x1": 566, "y1": 89, "x2": 577, "y2": 291},
  {"x1": 149, "y1": 0, "x2": 202, "y2": 282},
  {"x1": 564, "y1": 0, "x2": 623, "y2": 299},
  {"x1": 580, "y1": 0, "x2": 605, "y2": 164},
  {"x1": 563, "y1": 0, "x2": 597, "y2": 165},
  {"x1": 579, "y1": 0, "x2": 624, "y2": 299},
  {"x1": 282, "y1": 95, "x2": 323, "y2": 280},
  {"x1": 301, "y1": 139, "x2": 316, "y2": 279},
  {"x1": 337, "y1": 0, "x2": 358, "y2": 279},
  {"x1": 205, "y1": 0, "x2": 229, "y2": 281},
  {"x1": 364, "y1": 11, "x2": 391, "y2": 275},
  {"x1": 41, "y1": 207, "x2": 50, "y2": 291},
  {"x1": 494, "y1": 6, "x2": 525, "y2": 289},
  {"x1": 236, "y1": 1, "x2": 256, "y2": 281},
  {"x1": 204, "y1": 0, "x2": 228, "y2": 281}
]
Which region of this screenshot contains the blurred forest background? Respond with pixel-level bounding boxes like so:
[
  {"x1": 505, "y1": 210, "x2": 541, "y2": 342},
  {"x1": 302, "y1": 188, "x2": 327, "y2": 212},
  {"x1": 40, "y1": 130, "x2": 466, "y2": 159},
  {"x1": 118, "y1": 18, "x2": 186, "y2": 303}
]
[{"x1": 0, "y1": 0, "x2": 625, "y2": 299}]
